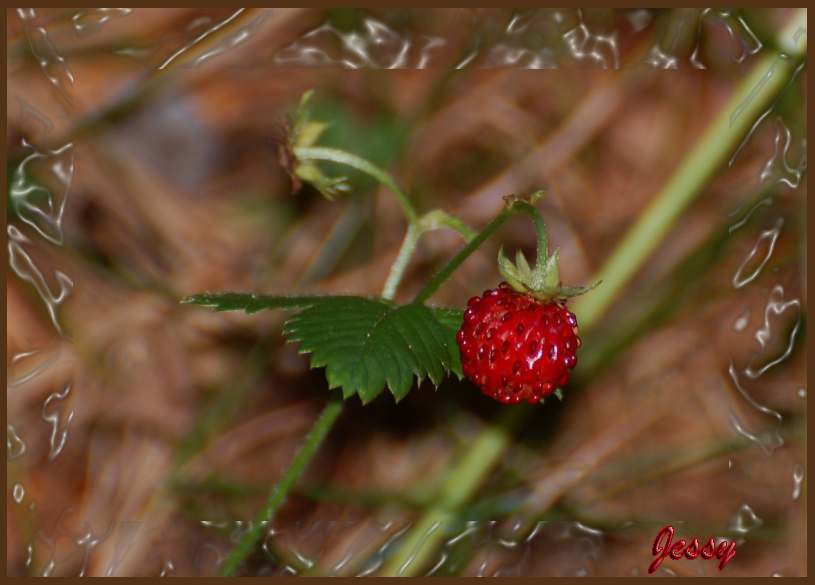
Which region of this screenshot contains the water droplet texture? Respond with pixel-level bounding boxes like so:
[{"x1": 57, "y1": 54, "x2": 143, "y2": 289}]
[{"x1": 457, "y1": 283, "x2": 580, "y2": 404}]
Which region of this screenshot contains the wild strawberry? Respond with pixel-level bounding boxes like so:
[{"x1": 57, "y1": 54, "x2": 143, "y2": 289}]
[
  {"x1": 457, "y1": 283, "x2": 581, "y2": 404},
  {"x1": 456, "y1": 200, "x2": 599, "y2": 404}
]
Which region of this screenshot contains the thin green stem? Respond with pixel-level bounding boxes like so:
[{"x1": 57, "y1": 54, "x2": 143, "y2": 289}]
[
  {"x1": 382, "y1": 223, "x2": 421, "y2": 300},
  {"x1": 294, "y1": 146, "x2": 419, "y2": 225},
  {"x1": 419, "y1": 209, "x2": 477, "y2": 242},
  {"x1": 413, "y1": 207, "x2": 513, "y2": 305},
  {"x1": 511, "y1": 200, "x2": 549, "y2": 263},
  {"x1": 293, "y1": 145, "x2": 428, "y2": 300},
  {"x1": 382, "y1": 211, "x2": 475, "y2": 300},
  {"x1": 412, "y1": 195, "x2": 544, "y2": 306},
  {"x1": 217, "y1": 395, "x2": 344, "y2": 576},
  {"x1": 295, "y1": 146, "x2": 477, "y2": 301}
]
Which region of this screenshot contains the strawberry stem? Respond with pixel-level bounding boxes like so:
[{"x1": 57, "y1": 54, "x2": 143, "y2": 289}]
[
  {"x1": 412, "y1": 195, "x2": 538, "y2": 305},
  {"x1": 509, "y1": 199, "x2": 550, "y2": 268},
  {"x1": 413, "y1": 191, "x2": 571, "y2": 305}
]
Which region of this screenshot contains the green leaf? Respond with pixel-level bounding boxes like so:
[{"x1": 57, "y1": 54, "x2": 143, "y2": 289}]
[
  {"x1": 180, "y1": 292, "x2": 329, "y2": 314},
  {"x1": 428, "y1": 307, "x2": 464, "y2": 380},
  {"x1": 183, "y1": 293, "x2": 464, "y2": 402},
  {"x1": 284, "y1": 297, "x2": 461, "y2": 403}
]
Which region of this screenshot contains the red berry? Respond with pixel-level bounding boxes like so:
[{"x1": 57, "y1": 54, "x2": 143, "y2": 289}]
[{"x1": 456, "y1": 282, "x2": 581, "y2": 404}]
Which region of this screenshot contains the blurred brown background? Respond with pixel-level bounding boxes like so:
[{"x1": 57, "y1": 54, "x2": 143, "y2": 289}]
[{"x1": 7, "y1": 8, "x2": 806, "y2": 576}]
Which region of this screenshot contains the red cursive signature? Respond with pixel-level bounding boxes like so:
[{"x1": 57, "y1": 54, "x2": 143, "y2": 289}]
[{"x1": 649, "y1": 526, "x2": 736, "y2": 573}]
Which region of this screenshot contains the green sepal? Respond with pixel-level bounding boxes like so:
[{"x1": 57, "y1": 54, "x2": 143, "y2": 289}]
[
  {"x1": 496, "y1": 197, "x2": 600, "y2": 302},
  {"x1": 497, "y1": 246, "x2": 526, "y2": 292},
  {"x1": 541, "y1": 248, "x2": 561, "y2": 291},
  {"x1": 515, "y1": 249, "x2": 532, "y2": 276}
]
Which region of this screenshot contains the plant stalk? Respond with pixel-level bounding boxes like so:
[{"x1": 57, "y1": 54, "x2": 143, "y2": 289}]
[
  {"x1": 294, "y1": 145, "x2": 424, "y2": 300},
  {"x1": 295, "y1": 145, "x2": 478, "y2": 300},
  {"x1": 382, "y1": 211, "x2": 475, "y2": 300},
  {"x1": 217, "y1": 395, "x2": 344, "y2": 576},
  {"x1": 382, "y1": 223, "x2": 422, "y2": 300},
  {"x1": 294, "y1": 146, "x2": 419, "y2": 225},
  {"x1": 412, "y1": 195, "x2": 545, "y2": 306}
]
